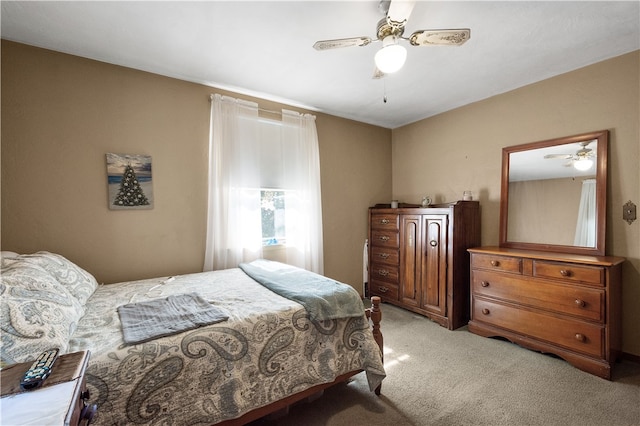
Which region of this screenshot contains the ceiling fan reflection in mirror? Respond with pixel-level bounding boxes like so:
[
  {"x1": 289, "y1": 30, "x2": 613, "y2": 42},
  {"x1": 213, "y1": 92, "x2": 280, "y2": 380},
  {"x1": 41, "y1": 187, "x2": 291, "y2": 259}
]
[
  {"x1": 544, "y1": 140, "x2": 597, "y2": 171},
  {"x1": 312, "y1": 0, "x2": 470, "y2": 77}
]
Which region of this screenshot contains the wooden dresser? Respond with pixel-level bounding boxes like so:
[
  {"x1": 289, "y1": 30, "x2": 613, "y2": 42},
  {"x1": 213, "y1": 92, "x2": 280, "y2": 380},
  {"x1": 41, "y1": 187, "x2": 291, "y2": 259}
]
[
  {"x1": 468, "y1": 247, "x2": 624, "y2": 379},
  {"x1": 368, "y1": 201, "x2": 480, "y2": 330}
]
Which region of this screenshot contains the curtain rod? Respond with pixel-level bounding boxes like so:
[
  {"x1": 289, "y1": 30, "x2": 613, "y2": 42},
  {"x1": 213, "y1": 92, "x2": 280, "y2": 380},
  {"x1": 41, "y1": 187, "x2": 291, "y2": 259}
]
[
  {"x1": 209, "y1": 93, "x2": 281, "y2": 115},
  {"x1": 258, "y1": 107, "x2": 282, "y2": 115},
  {"x1": 209, "y1": 93, "x2": 315, "y2": 119}
]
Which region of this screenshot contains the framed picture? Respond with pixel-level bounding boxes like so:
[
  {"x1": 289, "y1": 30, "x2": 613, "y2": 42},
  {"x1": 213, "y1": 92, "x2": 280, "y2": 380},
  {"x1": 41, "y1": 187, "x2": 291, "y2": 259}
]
[{"x1": 106, "y1": 153, "x2": 153, "y2": 210}]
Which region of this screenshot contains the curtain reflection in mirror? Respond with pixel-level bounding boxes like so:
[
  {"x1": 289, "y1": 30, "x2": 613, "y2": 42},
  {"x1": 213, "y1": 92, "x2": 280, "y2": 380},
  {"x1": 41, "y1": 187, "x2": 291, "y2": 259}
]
[{"x1": 574, "y1": 179, "x2": 596, "y2": 246}]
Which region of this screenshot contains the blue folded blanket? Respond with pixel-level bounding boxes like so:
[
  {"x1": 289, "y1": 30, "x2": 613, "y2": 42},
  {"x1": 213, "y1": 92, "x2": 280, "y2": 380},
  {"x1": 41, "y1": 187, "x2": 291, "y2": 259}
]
[
  {"x1": 117, "y1": 292, "x2": 229, "y2": 345},
  {"x1": 239, "y1": 259, "x2": 365, "y2": 321}
]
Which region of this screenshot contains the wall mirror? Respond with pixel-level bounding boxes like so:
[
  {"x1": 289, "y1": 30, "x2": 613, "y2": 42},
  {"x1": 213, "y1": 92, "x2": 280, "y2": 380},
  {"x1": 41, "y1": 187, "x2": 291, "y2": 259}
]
[{"x1": 499, "y1": 130, "x2": 608, "y2": 256}]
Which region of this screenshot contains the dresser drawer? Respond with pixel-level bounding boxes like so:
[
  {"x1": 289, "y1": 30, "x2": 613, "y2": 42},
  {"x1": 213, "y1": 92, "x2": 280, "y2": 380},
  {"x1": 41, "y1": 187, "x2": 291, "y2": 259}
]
[
  {"x1": 370, "y1": 279, "x2": 399, "y2": 300},
  {"x1": 370, "y1": 246, "x2": 399, "y2": 266},
  {"x1": 472, "y1": 270, "x2": 604, "y2": 322},
  {"x1": 370, "y1": 213, "x2": 399, "y2": 230},
  {"x1": 533, "y1": 260, "x2": 605, "y2": 287},
  {"x1": 370, "y1": 230, "x2": 399, "y2": 248},
  {"x1": 470, "y1": 253, "x2": 522, "y2": 274},
  {"x1": 472, "y1": 298, "x2": 604, "y2": 358}
]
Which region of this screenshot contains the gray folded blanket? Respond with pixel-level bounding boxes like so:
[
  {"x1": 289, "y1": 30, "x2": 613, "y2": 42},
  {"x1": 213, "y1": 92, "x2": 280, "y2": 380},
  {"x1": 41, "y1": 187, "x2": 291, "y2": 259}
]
[{"x1": 117, "y1": 292, "x2": 229, "y2": 345}]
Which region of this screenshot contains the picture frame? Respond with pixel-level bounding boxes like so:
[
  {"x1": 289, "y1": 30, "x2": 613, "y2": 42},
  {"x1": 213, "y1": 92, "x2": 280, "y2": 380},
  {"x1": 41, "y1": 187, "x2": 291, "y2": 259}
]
[{"x1": 106, "y1": 153, "x2": 153, "y2": 210}]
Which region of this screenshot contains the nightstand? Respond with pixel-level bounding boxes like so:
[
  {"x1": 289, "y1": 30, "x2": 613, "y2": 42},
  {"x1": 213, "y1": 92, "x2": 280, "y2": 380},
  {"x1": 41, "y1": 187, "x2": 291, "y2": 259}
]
[{"x1": 1, "y1": 350, "x2": 97, "y2": 425}]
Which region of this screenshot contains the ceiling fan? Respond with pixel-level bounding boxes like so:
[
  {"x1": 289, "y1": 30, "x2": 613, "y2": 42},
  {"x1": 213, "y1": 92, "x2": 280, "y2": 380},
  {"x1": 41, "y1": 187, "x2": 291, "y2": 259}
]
[
  {"x1": 312, "y1": 0, "x2": 470, "y2": 77},
  {"x1": 544, "y1": 140, "x2": 597, "y2": 171}
]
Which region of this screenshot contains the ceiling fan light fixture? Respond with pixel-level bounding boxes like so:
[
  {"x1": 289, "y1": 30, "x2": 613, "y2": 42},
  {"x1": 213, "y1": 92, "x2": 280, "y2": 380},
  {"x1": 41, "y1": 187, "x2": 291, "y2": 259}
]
[
  {"x1": 573, "y1": 157, "x2": 594, "y2": 171},
  {"x1": 374, "y1": 36, "x2": 407, "y2": 74}
]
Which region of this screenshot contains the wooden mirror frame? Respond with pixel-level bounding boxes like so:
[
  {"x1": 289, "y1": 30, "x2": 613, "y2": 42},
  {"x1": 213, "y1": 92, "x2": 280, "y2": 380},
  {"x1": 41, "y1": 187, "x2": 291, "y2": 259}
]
[{"x1": 499, "y1": 130, "x2": 608, "y2": 256}]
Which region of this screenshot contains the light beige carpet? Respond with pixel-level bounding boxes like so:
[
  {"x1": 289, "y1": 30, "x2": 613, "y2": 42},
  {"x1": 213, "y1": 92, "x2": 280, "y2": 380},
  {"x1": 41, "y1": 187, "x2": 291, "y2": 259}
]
[{"x1": 251, "y1": 303, "x2": 640, "y2": 426}]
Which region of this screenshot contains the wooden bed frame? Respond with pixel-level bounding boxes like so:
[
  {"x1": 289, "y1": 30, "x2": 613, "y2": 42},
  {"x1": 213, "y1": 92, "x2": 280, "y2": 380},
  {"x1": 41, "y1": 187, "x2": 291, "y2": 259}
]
[{"x1": 219, "y1": 296, "x2": 384, "y2": 425}]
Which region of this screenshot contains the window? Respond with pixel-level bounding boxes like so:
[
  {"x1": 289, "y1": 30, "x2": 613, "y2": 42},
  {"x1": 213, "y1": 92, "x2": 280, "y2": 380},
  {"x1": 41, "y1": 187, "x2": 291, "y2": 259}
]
[
  {"x1": 261, "y1": 189, "x2": 286, "y2": 245},
  {"x1": 206, "y1": 94, "x2": 323, "y2": 273}
]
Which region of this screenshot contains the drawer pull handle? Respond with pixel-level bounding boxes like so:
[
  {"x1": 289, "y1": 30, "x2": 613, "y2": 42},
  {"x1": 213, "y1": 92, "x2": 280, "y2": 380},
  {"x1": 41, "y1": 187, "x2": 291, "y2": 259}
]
[
  {"x1": 378, "y1": 253, "x2": 390, "y2": 259},
  {"x1": 378, "y1": 286, "x2": 389, "y2": 293},
  {"x1": 481, "y1": 308, "x2": 490, "y2": 315},
  {"x1": 380, "y1": 218, "x2": 390, "y2": 224},
  {"x1": 481, "y1": 281, "x2": 490, "y2": 287},
  {"x1": 379, "y1": 235, "x2": 390, "y2": 242},
  {"x1": 490, "y1": 260, "x2": 500, "y2": 267},
  {"x1": 575, "y1": 299, "x2": 586, "y2": 308},
  {"x1": 377, "y1": 269, "x2": 389, "y2": 277},
  {"x1": 575, "y1": 333, "x2": 586, "y2": 342},
  {"x1": 429, "y1": 240, "x2": 438, "y2": 247},
  {"x1": 560, "y1": 269, "x2": 571, "y2": 277}
]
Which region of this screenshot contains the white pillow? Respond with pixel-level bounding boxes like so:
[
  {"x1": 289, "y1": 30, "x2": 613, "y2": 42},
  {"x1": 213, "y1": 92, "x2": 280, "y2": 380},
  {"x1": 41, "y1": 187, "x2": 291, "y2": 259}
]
[
  {"x1": 5, "y1": 252, "x2": 99, "y2": 306},
  {"x1": 1, "y1": 261, "x2": 85, "y2": 364}
]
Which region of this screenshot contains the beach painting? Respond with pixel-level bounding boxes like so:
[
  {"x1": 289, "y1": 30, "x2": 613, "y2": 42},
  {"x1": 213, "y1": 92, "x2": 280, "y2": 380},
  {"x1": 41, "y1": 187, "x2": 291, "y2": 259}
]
[{"x1": 106, "y1": 153, "x2": 154, "y2": 210}]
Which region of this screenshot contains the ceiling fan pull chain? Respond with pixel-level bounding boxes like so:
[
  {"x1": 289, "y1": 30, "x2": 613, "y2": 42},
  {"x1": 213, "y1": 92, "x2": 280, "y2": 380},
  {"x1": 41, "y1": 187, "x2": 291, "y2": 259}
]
[{"x1": 383, "y1": 79, "x2": 388, "y2": 103}]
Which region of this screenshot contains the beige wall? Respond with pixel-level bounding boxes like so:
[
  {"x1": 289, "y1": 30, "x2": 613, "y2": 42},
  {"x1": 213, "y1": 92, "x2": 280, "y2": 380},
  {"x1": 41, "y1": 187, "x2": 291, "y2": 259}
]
[
  {"x1": 508, "y1": 177, "x2": 583, "y2": 246},
  {"x1": 392, "y1": 51, "x2": 640, "y2": 356},
  {"x1": 1, "y1": 40, "x2": 391, "y2": 289}
]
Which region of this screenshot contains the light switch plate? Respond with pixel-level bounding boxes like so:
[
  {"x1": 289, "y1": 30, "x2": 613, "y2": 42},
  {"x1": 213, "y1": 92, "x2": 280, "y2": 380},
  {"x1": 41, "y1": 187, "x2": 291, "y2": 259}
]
[{"x1": 623, "y1": 201, "x2": 636, "y2": 225}]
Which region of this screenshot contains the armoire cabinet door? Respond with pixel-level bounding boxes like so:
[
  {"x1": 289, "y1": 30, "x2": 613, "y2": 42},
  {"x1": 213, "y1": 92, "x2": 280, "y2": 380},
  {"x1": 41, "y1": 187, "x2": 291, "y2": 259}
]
[
  {"x1": 400, "y1": 215, "x2": 421, "y2": 307},
  {"x1": 400, "y1": 214, "x2": 448, "y2": 313},
  {"x1": 420, "y1": 215, "x2": 448, "y2": 316}
]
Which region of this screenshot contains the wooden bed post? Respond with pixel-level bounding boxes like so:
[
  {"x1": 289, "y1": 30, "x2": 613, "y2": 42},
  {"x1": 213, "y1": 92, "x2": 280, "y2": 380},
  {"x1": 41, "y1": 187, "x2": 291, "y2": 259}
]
[
  {"x1": 369, "y1": 296, "x2": 383, "y2": 355},
  {"x1": 366, "y1": 296, "x2": 383, "y2": 395}
]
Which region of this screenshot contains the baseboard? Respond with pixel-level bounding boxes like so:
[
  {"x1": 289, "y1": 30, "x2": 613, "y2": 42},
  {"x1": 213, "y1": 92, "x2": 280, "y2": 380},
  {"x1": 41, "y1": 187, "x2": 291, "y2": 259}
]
[{"x1": 621, "y1": 351, "x2": 640, "y2": 364}]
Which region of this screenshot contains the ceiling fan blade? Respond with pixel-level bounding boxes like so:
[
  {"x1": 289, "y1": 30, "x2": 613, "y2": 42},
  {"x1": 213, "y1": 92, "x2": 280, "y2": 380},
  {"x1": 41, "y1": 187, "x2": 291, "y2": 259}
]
[
  {"x1": 387, "y1": 0, "x2": 416, "y2": 25},
  {"x1": 544, "y1": 154, "x2": 573, "y2": 159},
  {"x1": 313, "y1": 37, "x2": 372, "y2": 51},
  {"x1": 409, "y1": 29, "x2": 471, "y2": 46}
]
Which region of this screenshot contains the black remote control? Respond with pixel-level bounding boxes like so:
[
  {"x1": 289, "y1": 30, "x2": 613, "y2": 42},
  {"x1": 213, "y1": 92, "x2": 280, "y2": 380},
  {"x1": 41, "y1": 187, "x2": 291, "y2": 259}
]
[{"x1": 20, "y1": 348, "x2": 59, "y2": 390}]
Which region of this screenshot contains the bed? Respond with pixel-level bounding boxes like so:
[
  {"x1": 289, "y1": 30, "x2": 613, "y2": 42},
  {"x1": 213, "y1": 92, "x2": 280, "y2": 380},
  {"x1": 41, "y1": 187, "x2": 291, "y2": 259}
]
[{"x1": 0, "y1": 251, "x2": 385, "y2": 425}]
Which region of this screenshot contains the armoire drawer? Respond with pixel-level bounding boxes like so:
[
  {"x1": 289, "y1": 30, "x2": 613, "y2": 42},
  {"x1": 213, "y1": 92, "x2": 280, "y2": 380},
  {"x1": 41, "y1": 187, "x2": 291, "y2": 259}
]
[
  {"x1": 370, "y1": 230, "x2": 399, "y2": 248},
  {"x1": 533, "y1": 260, "x2": 605, "y2": 287},
  {"x1": 470, "y1": 253, "x2": 522, "y2": 274},
  {"x1": 472, "y1": 298, "x2": 604, "y2": 358},
  {"x1": 369, "y1": 263, "x2": 399, "y2": 284},
  {"x1": 472, "y1": 270, "x2": 604, "y2": 322},
  {"x1": 369, "y1": 279, "x2": 399, "y2": 300},
  {"x1": 370, "y1": 213, "x2": 399, "y2": 231},
  {"x1": 370, "y1": 246, "x2": 399, "y2": 266}
]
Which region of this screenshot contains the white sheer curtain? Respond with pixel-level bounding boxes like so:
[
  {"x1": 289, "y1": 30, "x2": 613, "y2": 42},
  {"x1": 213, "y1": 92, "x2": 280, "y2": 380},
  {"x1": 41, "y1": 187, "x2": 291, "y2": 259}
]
[
  {"x1": 574, "y1": 179, "x2": 597, "y2": 246},
  {"x1": 204, "y1": 95, "x2": 324, "y2": 273},
  {"x1": 204, "y1": 94, "x2": 262, "y2": 271},
  {"x1": 281, "y1": 110, "x2": 324, "y2": 274}
]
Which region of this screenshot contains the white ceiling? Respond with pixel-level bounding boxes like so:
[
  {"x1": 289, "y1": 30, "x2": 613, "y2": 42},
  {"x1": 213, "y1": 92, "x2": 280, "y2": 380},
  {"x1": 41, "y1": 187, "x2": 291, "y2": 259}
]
[{"x1": 1, "y1": 1, "x2": 639, "y2": 129}]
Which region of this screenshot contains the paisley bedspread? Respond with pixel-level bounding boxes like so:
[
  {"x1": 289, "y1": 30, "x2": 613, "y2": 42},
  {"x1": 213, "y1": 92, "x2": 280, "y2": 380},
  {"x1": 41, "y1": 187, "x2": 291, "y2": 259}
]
[{"x1": 67, "y1": 268, "x2": 386, "y2": 425}]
